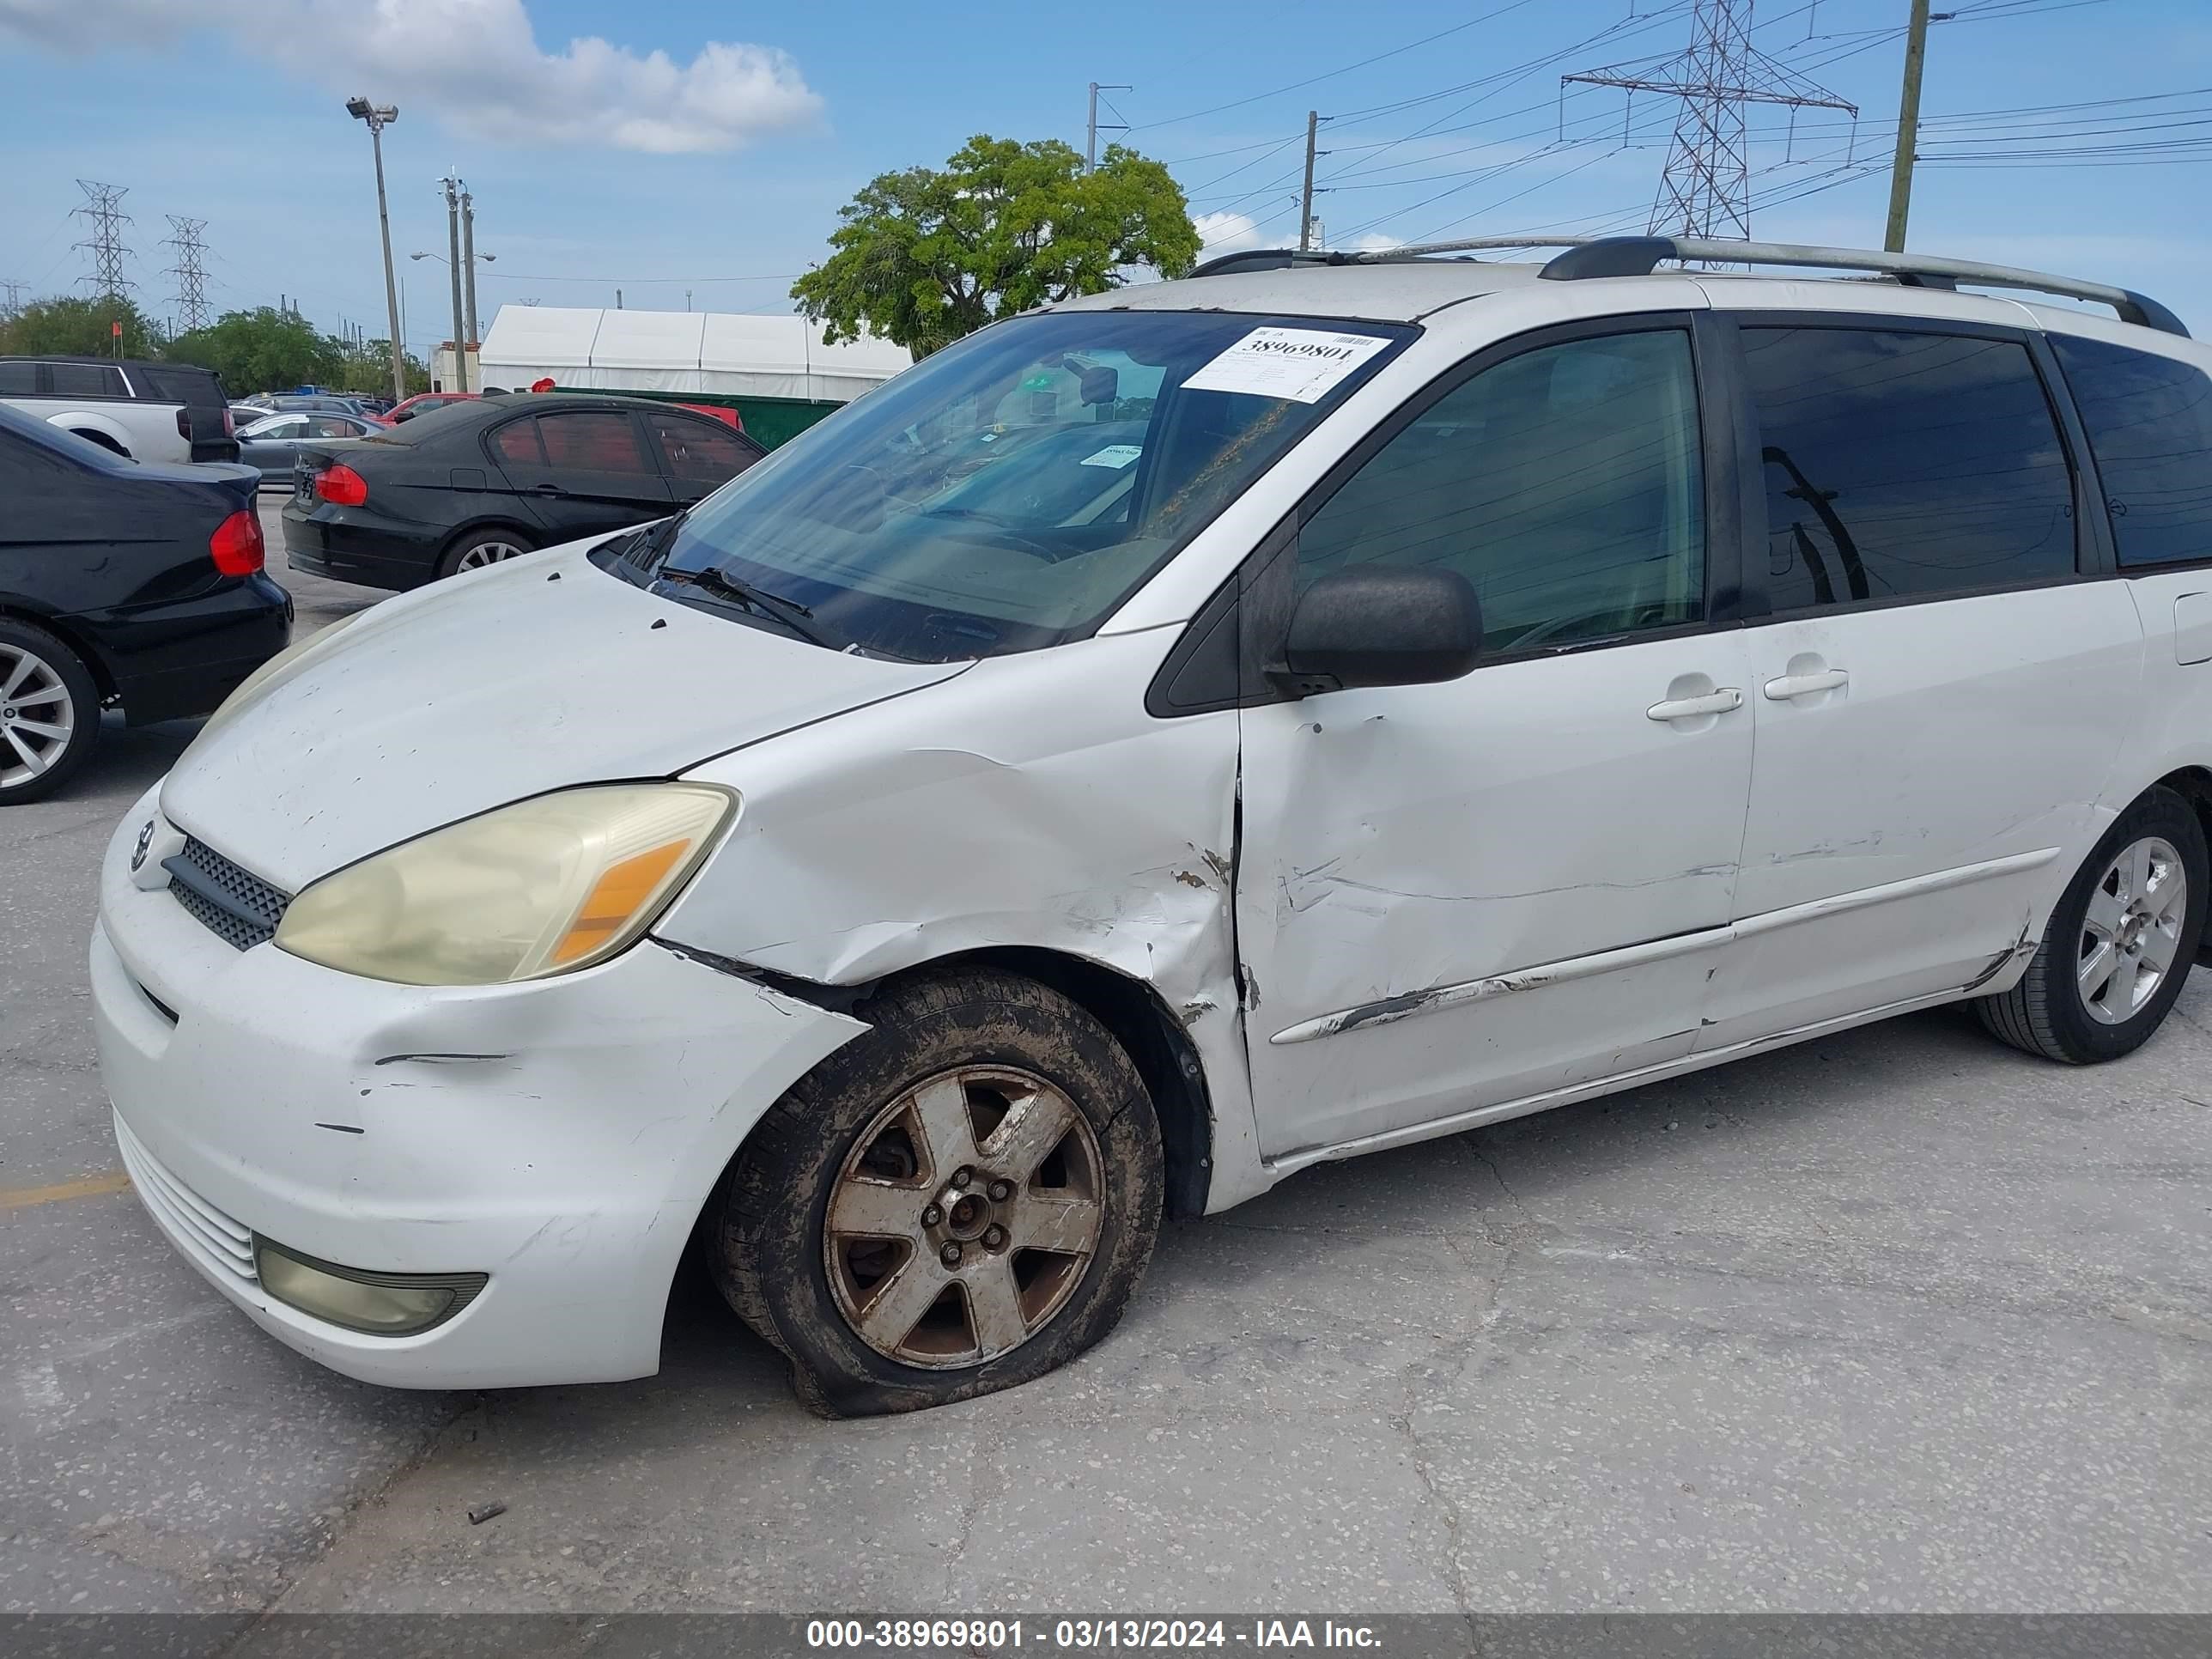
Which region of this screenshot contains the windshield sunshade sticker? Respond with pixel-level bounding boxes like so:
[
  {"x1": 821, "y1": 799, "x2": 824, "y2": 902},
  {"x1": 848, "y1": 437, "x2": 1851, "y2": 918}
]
[
  {"x1": 1181, "y1": 327, "x2": 1393, "y2": 404},
  {"x1": 1079, "y1": 444, "x2": 1143, "y2": 469}
]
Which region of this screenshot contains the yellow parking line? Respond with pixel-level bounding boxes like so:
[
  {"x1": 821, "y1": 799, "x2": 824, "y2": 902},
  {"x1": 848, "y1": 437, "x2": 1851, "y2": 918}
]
[{"x1": 0, "y1": 1170, "x2": 133, "y2": 1212}]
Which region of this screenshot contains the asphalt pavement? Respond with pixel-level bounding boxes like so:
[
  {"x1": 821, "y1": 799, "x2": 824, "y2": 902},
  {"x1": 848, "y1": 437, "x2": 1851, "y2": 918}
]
[{"x1": 3, "y1": 499, "x2": 2208, "y2": 1622}]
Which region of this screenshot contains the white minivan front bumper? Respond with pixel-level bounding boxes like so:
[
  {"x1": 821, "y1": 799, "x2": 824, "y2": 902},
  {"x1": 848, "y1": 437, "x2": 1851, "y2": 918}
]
[{"x1": 91, "y1": 783, "x2": 866, "y2": 1389}]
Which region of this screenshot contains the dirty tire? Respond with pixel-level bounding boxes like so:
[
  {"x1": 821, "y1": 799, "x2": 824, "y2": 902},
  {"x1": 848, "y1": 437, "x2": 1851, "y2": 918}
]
[
  {"x1": 712, "y1": 966, "x2": 1164, "y2": 1417},
  {"x1": 0, "y1": 617, "x2": 100, "y2": 805},
  {"x1": 435, "y1": 526, "x2": 535, "y2": 580},
  {"x1": 1975, "y1": 785, "x2": 2207, "y2": 1062}
]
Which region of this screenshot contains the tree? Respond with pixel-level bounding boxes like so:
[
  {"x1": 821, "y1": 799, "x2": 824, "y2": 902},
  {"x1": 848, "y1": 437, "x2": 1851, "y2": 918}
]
[
  {"x1": 793, "y1": 137, "x2": 1201, "y2": 357},
  {"x1": 0, "y1": 295, "x2": 160, "y2": 359},
  {"x1": 163, "y1": 307, "x2": 343, "y2": 395}
]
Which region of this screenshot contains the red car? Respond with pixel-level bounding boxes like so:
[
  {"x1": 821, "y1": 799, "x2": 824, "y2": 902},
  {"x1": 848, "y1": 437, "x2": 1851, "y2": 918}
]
[{"x1": 386, "y1": 391, "x2": 480, "y2": 424}]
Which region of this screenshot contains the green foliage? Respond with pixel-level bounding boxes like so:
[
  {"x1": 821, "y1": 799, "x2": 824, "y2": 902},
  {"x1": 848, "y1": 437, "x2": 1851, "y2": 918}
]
[
  {"x1": 792, "y1": 136, "x2": 1202, "y2": 357},
  {"x1": 163, "y1": 307, "x2": 343, "y2": 394},
  {"x1": 0, "y1": 294, "x2": 161, "y2": 358}
]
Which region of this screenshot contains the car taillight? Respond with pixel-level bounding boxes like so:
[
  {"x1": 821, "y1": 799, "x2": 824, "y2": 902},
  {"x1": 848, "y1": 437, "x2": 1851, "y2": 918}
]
[
  {"x1": 222, "y1": 408, "x2": 236, "y2": 437},
  {"x1": 315, "y1": 463, "x2": 369, "y2": 507},
  {"x1": 176, "y1": 409, "x2": 193, "y2": 441},
  {"x1": 210, "y1": 508, "x2": 264, "y2": 576}
]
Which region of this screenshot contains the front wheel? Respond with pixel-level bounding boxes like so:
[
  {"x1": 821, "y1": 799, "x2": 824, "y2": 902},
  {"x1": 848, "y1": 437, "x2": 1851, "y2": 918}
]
[
  {"x1": 1976, "y1": 785, "x2": 2208, "y2": 1062},
  {"x1": 712, "y1": 967, "x2": 1164, "y2": 1416},
  {"x1": 0, "y1": 620, "x2": 100, "y2": 805}
]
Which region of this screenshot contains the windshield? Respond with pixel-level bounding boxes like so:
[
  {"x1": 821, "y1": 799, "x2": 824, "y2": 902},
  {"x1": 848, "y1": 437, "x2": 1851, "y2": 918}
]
[{"x1": 641, "y1": 309, "x2": 1414, "y2": 660}]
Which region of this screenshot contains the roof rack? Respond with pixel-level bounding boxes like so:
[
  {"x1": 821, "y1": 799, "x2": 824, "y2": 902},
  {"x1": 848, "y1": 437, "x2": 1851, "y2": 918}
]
[{"x1": 1184, "y1": 234, "x2": 2188, "y2": 338}]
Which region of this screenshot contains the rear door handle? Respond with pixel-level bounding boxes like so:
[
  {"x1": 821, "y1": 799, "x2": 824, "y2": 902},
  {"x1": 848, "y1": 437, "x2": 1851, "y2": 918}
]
[
  {"x1": 1763, "y1": 669, "x2": 1850, "y2": 700},
  {"x1": 1646, "y1": 688, "x2": 1743, "y2": 721},
  {"x1": 532, "y1": 482, "x2": 568, "y2": 497}
]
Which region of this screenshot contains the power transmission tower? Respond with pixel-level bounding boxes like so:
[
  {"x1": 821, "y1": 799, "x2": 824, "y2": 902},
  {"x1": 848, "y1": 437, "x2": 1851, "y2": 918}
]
[
  {"x1": 1565, "y1": 0, "x2": 1856, "y2": 242},
  {"x1": 0, "y1": 279, "x2": 26, "y2": 319},
  {"x1": 163, "y1": 216, "x2": 212, "y2": 333},
  {"x1": 1085, "y1": 81, "x2": 1131, "y2": 173},
  {"x1": 73, "y1": 179, "x2": 135, "y2": 305}
]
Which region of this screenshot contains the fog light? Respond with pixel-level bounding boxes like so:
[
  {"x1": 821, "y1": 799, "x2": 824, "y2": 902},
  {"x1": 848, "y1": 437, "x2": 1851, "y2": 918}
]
[{"x1": 253, "y1": 1237, "x2": 486, "y2": 1336}]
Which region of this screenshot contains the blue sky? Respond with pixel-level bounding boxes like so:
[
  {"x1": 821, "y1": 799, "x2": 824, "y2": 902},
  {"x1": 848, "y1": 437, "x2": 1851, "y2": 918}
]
[{"x1": 2, "y1": 0, "x2": 2208, "y2": 347}]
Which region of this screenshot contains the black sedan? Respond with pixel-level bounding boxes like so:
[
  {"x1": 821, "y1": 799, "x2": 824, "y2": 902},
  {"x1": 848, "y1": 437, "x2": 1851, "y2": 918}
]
[
  {"x1": 0, "y1": 402, "x2": 291, "y2": 804},
  {"x1": 238, "y1": 410, "x2": 380, "y2": 487},
  {"x1": 281, "y1": 394, "x2": 765, "y2": 588}
]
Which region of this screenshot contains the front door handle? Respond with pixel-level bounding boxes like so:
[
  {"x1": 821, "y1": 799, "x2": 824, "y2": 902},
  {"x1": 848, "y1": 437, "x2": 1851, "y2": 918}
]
[
  {"x1": 1764, "y1": 668, "x2": 1850, "y2": 701},
  {"x1": 1646, "y1": 688, "x2": 1743, "y2": 722}
]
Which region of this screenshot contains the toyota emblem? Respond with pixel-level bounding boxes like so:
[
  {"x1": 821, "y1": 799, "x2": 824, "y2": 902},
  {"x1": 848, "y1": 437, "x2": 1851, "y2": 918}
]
[{"x1": 131, "y1": 819, "x2": 155, "y2": 873}]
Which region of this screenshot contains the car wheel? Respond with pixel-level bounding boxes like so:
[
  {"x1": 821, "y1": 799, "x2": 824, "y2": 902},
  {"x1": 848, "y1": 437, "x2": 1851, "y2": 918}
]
[
  {"x1": 1976, "y1": 785, "x2": 2208, "y2": 1063},
  {"x1": 713, "y1": 966, "x2": 1164, "y2": 1417},
  {"x1": 0, "y1": 620, "x2": 100, "y2": 805},
  {"x1": 436, "y1": 528, "x2": 535, "y2": 580}
]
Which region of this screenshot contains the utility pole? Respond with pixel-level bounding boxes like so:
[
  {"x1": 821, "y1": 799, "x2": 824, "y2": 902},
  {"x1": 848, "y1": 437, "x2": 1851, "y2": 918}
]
[
  {"x1": 1298, "y1": 110, "x2": 1322, "y2": 251},
  {"x1": 459, "y1": 183, "x2": 481, "y2": 376},
  {"x1": 1085, "y1": 81, "x2": 1131, "y2": 173},
  {"x1": 1885, "y1": 0, "x2": 1937, "y2": 252},
  {"x1": 442, "y1": 174, "x2": 469, "y2": 393},
  {"x1": 346, "y1": 99, "x2": 408, "y2": 404}
]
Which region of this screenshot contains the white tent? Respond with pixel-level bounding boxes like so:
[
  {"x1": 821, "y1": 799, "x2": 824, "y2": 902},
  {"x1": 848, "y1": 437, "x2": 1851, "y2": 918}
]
[{"x1": 477, "y1": 306, "x2": 909, "y2": 404}]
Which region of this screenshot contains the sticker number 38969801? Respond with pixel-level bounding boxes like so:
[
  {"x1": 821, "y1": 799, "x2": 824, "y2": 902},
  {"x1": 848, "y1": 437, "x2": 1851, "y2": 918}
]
[{"x1": 1180, "y1": 326, "x2": 1393, "y2": 404}]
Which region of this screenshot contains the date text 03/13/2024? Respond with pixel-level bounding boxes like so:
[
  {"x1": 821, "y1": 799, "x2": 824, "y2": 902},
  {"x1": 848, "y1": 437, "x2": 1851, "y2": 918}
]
[{"x1": 805, "y1": 1620, "x2": 1383, "y2": 1650}]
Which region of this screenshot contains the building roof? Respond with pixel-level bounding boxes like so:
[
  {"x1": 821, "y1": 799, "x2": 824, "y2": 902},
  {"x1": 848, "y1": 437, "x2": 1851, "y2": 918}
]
[{"x1": 477, "y1": 307, "x2": 910, "y2": 404}]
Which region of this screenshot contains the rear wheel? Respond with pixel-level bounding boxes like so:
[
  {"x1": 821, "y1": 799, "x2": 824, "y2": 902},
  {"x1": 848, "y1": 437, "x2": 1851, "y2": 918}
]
[
  {"x1": 712, "y1": 967, "x2": 1164, "y2": 1416},
  {"x1": 0, "y1": 620, "x2": 99, "y2": 805},
  {"x1": 436, "y1": 527, "x2": 535, "y2": 580},
  {"x1": 1976, "y1": 786, "x2": 2207, "y2": 1062}
]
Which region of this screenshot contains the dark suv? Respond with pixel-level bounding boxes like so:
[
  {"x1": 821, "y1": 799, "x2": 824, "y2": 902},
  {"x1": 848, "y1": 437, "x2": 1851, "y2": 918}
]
[{"x1": 0, "y1": 356, "x2": 240, "y2": 465}]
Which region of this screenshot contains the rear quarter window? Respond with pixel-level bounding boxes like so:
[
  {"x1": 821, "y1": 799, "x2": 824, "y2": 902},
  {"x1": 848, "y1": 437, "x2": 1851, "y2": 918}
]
[
  {"x1": 2051, "y1": 334, "x2": 2212, "y2": 568},
  {"x1": 47, "y1": 362, "x2": 127, "y2": 398}
]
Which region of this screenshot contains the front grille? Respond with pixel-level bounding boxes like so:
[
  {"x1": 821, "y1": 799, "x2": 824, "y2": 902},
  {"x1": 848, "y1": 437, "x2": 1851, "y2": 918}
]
[
  {"x1": 165, "y1": 836, "x2": 290, "y2": 950},
  {"x1": 114, "y1": 1114, "x2": 258, "y2": 1284}
]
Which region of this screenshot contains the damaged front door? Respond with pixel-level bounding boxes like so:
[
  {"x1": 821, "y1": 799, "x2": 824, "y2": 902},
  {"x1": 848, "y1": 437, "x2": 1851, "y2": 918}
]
[{"x1": 1233, "y1": 322, "x2": 1757, "y2": 1160}]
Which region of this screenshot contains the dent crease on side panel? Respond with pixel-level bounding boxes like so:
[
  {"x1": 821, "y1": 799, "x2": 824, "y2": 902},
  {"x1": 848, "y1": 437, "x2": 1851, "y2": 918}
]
[{"x1": 659, "y1": 630, "x2": 1261, "y2": 1210}]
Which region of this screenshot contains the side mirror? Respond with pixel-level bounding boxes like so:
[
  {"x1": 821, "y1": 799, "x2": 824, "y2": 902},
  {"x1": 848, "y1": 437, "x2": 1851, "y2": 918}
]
[{"x1": 1271, "y1": 566, "x2": 1481, "y2": 696}]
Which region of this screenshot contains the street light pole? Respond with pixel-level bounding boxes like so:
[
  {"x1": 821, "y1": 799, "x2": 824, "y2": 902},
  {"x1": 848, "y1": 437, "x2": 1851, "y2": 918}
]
[
  {"x1": 441, "y1": 175, "x2": 469, "y2": 393},
  {"x1": 346, "y1": 97, "x2": 407, "y2": 404}
]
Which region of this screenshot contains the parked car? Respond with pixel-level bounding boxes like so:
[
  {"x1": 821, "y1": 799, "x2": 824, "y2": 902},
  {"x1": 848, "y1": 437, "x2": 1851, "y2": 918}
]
[
  {"x1": 385, "y1": 391, "x2": 477, "y2": 423},
  {"x1": 236, "y1": 411, "x2": 378, "y2": 488},
  {"x1": 0, "y1": 356, "x2": 239, "y2": 465},
  {"x1": 245, "y1": 393, "x2": 378, "y2": 422},
  {"x1": 282, "y1": 393, "x2": 764, "y2": 587},
  {"x1": 0, "y1": 402, "x2": 287, "y2": 803},
  {"x1": 92, "y1": 236, "x2": 2212, "y2": 1415}
]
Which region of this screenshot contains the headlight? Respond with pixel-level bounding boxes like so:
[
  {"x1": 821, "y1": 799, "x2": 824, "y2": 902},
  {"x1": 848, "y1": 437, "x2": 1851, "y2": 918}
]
[
  {"x1": 274, "y1": 783, "x2": 737, "y2": 986},
  {"x1": 188, "y1": 611, "x2": 360, "y2": 752}
]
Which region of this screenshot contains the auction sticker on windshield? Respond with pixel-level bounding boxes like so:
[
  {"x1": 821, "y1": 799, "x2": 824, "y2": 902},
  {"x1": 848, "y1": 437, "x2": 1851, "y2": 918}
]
[
  {"x1": 1182, "y1": 326, "x2": 1394, "y2": 404},
  {"x1": 1080, "y1": 444, "x2": 1143, "y2": 469}
]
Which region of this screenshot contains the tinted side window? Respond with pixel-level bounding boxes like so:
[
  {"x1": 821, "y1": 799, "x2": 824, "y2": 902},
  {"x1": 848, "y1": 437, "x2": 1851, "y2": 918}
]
[
  {"x1": 1741, "y1": 328, "x2": 2075, "y2": 608},
  {"x1": 47, "y1": 362, "x2": 127, "y2": 398},
  {"x1": 489, "y1": 419, "x2": 544, "y2": 467},
  {"x1": 645, "y1": 413, "x2": 760, "y2": 482},
  {"x1": 538, "y1": 410, "x2": 653, "y2": 473},
  {"x1": 2050, "y1": 334, "x2": 2212, "y2": 568},
  {"x1": 0, "y1": 362, "x2": 37, "y2": 395},
  {"x1": 1296, "y1": 329, "x2": 1705, "y2": 654}
]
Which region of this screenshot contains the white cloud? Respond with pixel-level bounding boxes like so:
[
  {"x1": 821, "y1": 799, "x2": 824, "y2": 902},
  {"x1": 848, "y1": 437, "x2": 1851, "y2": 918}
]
[
  {"x1": 1193, "y1": 210, "x2": 1265, "y2": 253},
  {"x1": 1350, "y1": 233, "x2": 1404, "y2": 253},
  {"x1": 0, "y1": 0, "x2": 819, "y2": 154}
]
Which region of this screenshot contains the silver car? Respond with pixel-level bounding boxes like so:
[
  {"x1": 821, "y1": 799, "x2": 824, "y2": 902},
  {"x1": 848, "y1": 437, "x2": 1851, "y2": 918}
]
[{"x1": 236, "y1": 412, "x2": 377, "y2": 488}]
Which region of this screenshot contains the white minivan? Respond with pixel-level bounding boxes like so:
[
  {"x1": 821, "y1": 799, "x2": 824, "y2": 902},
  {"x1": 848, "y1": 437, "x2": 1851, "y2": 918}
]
[{"x1": 93, "y1": 237, "x2": 2212, "y2": 1414}]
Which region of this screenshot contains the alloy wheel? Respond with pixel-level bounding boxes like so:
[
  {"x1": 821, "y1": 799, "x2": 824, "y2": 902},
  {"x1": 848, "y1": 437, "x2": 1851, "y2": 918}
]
[
  {"x1": 823, "y1": 1066, "x2": 1105, "y2": 1369},
  {"x1": 0, "y1": 645, "x2": 76, "y2": 792},
  {"x1": 455, "y1": 540, "x2": 529, "y2": 570},
  {"x1": 2079, "y1": 835, "x2": 2187, "y2": 1024}
]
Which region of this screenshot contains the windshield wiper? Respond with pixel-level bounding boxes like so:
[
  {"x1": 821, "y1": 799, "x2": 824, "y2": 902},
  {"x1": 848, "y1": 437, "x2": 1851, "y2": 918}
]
[
  {"x1": 635, "y1": 507, "x2": 691, "y2": 574},
  {"x1": 653, "y1": 564, "x2": 836, "y2": 649}
]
